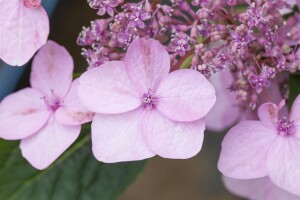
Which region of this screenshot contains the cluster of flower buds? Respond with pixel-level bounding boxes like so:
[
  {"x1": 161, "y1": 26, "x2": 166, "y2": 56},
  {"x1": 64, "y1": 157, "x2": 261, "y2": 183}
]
[{"x1": 78, "y1": 0, "x2": 300, "y2": 111}]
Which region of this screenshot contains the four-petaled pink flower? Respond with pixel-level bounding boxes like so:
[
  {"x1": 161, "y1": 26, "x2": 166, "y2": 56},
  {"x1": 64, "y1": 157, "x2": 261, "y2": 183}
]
[
  {"x1": 0, "y1": 0, "x2": 49, "y2": 66},
  {"x1": 0, "y1": 41, "x2": 94, "y2": 170},
  {"x1": 88, "y1": 0, "x2": 119, "y2": 16},
  {"x1": 78, "y1": 38, "x2": 216, "y2": 163},
  {"x1": 218, "y1": 97, "x2": 300, "y2": 196},
  {"x1": 223, "y1": 176, "x2": 300, "y2": 200},
  {"x1": 97, "y1": 0, "x2": 118, "y2": 16}
]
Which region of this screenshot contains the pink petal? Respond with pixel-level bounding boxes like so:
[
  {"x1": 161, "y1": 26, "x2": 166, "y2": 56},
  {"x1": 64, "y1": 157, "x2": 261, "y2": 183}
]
[
  {"x1": 0, "y1": 88, "x2": 50, "y2": 140},
  {"x1": 30, "y1": 41, "x2": 73, "y2": 98},
  {"x1": 289, "y1": 95, "x2": 300, "y2": 126},
  {"x1": 266, "y1": 138, "x2": 300, "y2": 196},
  {"x1": 218, "y1": 121, "x2": 277, "y2": 179},
  {"x1": 142, "y1": 110, "x2": 205, "y2": 159},
  {"x1": 205, "y1": 71, "x2": 240, "y2": 131},
  {"x1": 223, "y1": 176, "x2": 266, "y2": 200},
  {"x1": 258, "y1": 103, "x2": 279, "y2": 129},
  {"x1": 91, "y1": 109, "x2": 155, "y2": 163},
  {"x1": 125, "y1": 38, "x2": 170, "y2": 94},
  {"x1": 55, "y1": 79, "x2": 94, "y2": 125},
  {"x1": 156, "y1": 69, "x2": 216, "y2": 122},
  {"x1": 0, "y1": 0, "x2": 49, "y2": 66},
  {"x1": 279, "y1": 8, "x2": 293, "y2": 15},
  {"x1": 223, "y1": 176, "x2": 300, "y2": 200},
  {"x1": 78, "y1": 61, "x2": 141, "y2": 114},
  {"x1": 295, "y1": 125, "x2": 300, "y2": 140},
  {"x1": 97, "y1": 7, "x2": 106, "y2": 16},
  {"x1": 20, "y1": 117, "x2": 81, "y2": 170},
  {"x1": 106, "y1": 7, "x2": 114, "y2": 17}
]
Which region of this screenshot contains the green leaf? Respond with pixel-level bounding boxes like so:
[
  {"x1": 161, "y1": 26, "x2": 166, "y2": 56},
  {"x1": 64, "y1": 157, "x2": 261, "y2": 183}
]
[
  {"x1": 0, "y1": 127, "x2": 146, "y2": 200},
  {"x1": 197, "y1": 35, "x2": 204, "y2": 43},
  {"x1": 180, "y1": 54, "x2": 194, "y2": 69},
  {"x1": 225, "y1": 3, "x2": 248, "y2": 13},
  {"x1": 288, "y1": 73, "x2": 300, "y2": 110},
  {"x1": 73, "y1": 72, "x2": 82, "y2": 79}
]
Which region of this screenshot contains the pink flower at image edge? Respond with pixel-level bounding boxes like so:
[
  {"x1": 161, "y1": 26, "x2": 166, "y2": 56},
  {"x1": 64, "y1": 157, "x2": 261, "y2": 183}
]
[
  {"x1": 223, "y1": 176, "x2": 300, "y2": 200},
  {"x1": 0, "y1": 41, "x2": 93, "y2": 170},
  {"x1": 0, "y1": 0, "x2": 49, "y2": 66},
  {"x1": 218, "y1": 97, "x2": 300, "y2": 196}
]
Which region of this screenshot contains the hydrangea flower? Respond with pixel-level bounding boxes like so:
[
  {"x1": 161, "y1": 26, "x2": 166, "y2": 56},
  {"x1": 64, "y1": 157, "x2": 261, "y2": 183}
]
[
  {"x1": 0, "y1": 41, "x2": 93, "y2": 169},
  {"x1": 0, "y1": 0, "x2": 49, "y2": 66},
  {"x1": 169, "y1": 32, "x2": 191, "y2": 57},
  {"x1": 223, "y1": 176, "x2": 300, "y2": 200},
  {"x1": 218, "y1": 97, "x2": 300, "y2": 196},
  {"x1": 87, "y1": 0, "x2": 119, "y2": 16},
  {"x1": 126, "y1": 6, "x2": 150, "y2": 29},
  {"x1": 78, "y1": 38, "x2": 216, "y2": 163}
]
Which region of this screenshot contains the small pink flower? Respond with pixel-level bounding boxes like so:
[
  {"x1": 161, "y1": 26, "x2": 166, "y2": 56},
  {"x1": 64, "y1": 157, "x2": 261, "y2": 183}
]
[
  {"x1": 78, "y1": 38, "x2": 216, "y2": 163},
  {"x1": 218, "y1": 97, "x2": 300, "y2": 196},
  {"x1": 88, "y1": 0, "x2": 119, "y2": 16},
  {"x1": 0, "y1": 0, "x2": 49, "y2": 66},
  {"x1": 223, "y1": 176, "x2": 300, "y2": 200},
  {"x1": 0, "y1": 41, "x2": 93, "y2": 170}
]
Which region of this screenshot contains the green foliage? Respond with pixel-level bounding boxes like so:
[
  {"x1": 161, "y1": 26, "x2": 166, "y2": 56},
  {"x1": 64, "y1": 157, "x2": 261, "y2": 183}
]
[
  {"x1": 180, "y1": 54, "x2": 194, "y2": 69},
  {"x1": 73, "y1": 72, "x2": 82, "y2": 79},
  {"x1": 0, "y1": 127, "x2": 146, "y2": 200},
  {"x1": 288, "y1": 73, "x2": 300, "y2": 110}
]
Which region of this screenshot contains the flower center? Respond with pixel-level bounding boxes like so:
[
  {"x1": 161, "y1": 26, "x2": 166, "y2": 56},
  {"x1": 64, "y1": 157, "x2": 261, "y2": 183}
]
[
  {"x1": 43, "y1": 91, "x2": 61, "y2": 111},
  {"x1": 142, "y1": 89, "x2": 156, "y2": 110},
  {"x1": 276, "y1": 117, "x2": 294, "y2": 136}
]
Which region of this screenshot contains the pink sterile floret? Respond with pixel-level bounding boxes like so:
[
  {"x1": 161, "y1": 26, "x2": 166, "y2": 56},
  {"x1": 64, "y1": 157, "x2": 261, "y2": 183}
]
[
  {"x1": 218, "y1": 97, "x2": 300, "y2": 196},
  {"x1": 0, "y1": 41, "x2": 93, "y2": 170},
  {"x1": 223, "y1": 176, "x2": 300, "y2": 200},
  {"x1": 0, "y1": 0, "x2": 49, "y2": 66},
  {"x1": 78, "y1": 38, "x2": 216, "y2": 163}
]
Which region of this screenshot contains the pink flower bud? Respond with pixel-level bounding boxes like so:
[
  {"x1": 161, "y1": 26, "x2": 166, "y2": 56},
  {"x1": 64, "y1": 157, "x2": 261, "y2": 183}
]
[{"x1": 23, "y1": 0, "x2": 41, "y2": 8}]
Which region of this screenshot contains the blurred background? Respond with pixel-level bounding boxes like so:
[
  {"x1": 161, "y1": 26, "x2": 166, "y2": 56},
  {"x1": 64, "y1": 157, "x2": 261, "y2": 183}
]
[{"x1": 5, "y1": 0, "x2": 243, "y2": 199}]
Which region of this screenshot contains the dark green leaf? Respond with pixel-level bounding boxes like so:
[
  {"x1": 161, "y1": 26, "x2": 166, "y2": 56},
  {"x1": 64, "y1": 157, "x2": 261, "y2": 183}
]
[
  {"x1": 288, "y1": 73, "x2": 300, "y2": 110},
  {"x1": 0, "y1": 128, "x2": 146, "y2": 200},
  {"x1": 73, "y1": 72, "x2": 82, "y2": 79}
]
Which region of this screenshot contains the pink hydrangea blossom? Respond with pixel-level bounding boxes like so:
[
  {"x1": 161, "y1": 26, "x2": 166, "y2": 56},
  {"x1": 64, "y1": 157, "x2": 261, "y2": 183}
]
[
  {"x1": 0, "y1": 41, "x2": 93, "y2": 169},
  {"x1": 218, "y1": 97, "x2": 300, "y2": 196},
  {"x1": 78, "y1": 38, "x2": 216, "y2": 163},
  {"x1": 87, "y1": 0, "x2": 119, "y2": 16},
  {"x1": 0, "y1": 0, "x2": 49, "y2": 66},
  {"x1": 223, "y1": 176, "x2": 300, "y2": 200}
]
